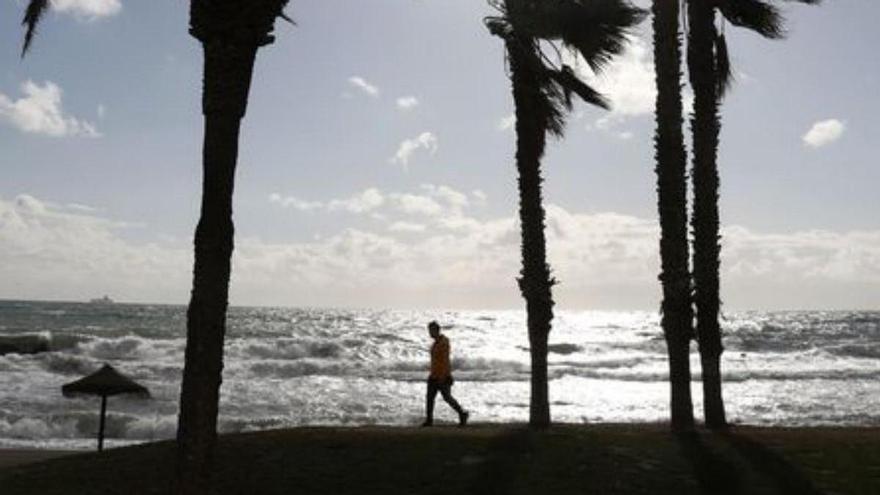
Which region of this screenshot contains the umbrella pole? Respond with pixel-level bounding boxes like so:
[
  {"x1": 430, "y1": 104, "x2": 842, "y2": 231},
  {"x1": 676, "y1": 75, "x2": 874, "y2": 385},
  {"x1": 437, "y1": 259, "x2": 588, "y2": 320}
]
[{"x1": 98, "y1": 395, "x2": 107, "y2": 452}]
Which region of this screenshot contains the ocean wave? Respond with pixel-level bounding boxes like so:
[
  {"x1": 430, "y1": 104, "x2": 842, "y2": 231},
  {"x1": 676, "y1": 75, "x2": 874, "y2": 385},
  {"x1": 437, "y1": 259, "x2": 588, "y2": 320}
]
[
  {"x1": 825, "y1": 343, "x2": 880, "y2": 359},
  {"x1": 547, "y1": 343, "x2": 583, "y2": 355},
  {"x1": 236, "y1": 338, "x2": 347, "y2": 361},
  {"x1": 0, "y1": 412, "x2": 174, "y2": 442},
  {"x1": 40, "y1": 353, "x2": 99, "y2": 375}
]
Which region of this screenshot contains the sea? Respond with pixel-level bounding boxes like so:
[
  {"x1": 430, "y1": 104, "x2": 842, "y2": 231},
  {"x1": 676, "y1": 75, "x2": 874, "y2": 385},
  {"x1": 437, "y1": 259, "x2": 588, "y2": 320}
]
[{"x1": 0, "y1": 300, "x2": 878, "y2": 450}]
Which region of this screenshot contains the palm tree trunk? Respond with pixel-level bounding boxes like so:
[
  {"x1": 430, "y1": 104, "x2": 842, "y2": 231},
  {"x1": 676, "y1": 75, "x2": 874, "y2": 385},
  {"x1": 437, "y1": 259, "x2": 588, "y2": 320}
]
[
  {"x1": 687, "y1": 1, "x2": 727, "y2": 430},
  {"x1": 507, "y1": 37, "x2": 555, "y2": 429},
  {"x1": 173, "y1": 39, "x2": 258, "y2": 494},
  {"x1": 652, "y1": 0, "x2": 695, "y2": 432}
]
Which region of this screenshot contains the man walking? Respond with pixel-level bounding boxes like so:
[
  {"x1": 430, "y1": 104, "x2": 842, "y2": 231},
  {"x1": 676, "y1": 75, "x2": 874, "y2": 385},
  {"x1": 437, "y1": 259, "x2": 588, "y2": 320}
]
[{"x1": 422, "y1": 321, "x2": 469, "y2": 427}]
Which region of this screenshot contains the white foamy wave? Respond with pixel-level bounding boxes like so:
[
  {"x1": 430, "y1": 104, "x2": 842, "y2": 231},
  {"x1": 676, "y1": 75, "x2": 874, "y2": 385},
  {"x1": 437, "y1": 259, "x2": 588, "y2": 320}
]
[{"x1": 1, "y1": 302, "x2": 878, "y2": 449}]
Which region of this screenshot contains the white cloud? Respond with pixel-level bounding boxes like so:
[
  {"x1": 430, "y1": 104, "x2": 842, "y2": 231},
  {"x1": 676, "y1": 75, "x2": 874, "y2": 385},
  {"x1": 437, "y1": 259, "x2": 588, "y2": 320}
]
[
  {"x1": 51, "y1": 0, "x2": 121, "y2": 19},
  {"x1": 574, "y1": 36, "x2": 656, "y2": 121},
  {"x1": 388, "y1": 193, "x2": 444, "y2": 217},
  {"x1": 97, "y1": 104, "x2": 106, "y2": 119},
  {"x1": 803, "y1": 119, "x2": 845, "y2": 148},
  {"x1": 270, "y1": 188, "x2": 385, "y2": 215},
  {"x1": 396, "y1": 96, "x2": 419, "y2": 110},
  {"x1": 348, "y1": 76, "x2": 379, "y2": 97},
  {"x1": 66, "y1": 202, "x2": 98, "y2": 213},
  {"x1": 391, "y1": 131, "x2": 438, "y2": 169},
  {"x1": 328, "y1": 188, "x2": 385, "y2": 214},
  {"x1": 268, "y1": 193, "x2": 323, "y2": 211},
  {"x1": 5, "y1": 192, "x2": 879, "y2": 310},
  {"x1": 273, "y1": 184, "x2": 480, "y2": 222},
  {"x1": 0, "y1": 194, "x2": 189, "y2": 303},
  {"x1": 0, "y1": 81, "x2": 101, "y2": 137},
  {"x1": 498, "y1": 114, "x2": 515, "y2": 132},
  {"x1": 388, "y1": 222, "x2": 426, "y2": 233}
]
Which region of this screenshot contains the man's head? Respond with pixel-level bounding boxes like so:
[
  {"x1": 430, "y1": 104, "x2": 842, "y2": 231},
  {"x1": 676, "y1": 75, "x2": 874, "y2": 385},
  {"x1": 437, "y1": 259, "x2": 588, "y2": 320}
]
[{"x1": 428, "y1": 321, "x2": 440, "y2": 339}]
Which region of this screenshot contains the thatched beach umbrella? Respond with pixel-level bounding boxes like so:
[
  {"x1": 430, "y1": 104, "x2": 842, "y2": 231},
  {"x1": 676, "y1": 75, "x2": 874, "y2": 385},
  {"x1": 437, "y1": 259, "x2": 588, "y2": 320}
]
[{"x1": 62, "y1": 364, "x2": 150, "y2": 451}]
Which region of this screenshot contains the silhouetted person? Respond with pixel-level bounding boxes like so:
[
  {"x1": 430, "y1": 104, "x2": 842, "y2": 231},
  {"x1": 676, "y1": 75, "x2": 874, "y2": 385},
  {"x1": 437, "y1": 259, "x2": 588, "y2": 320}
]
[{"x1": 422, "y1": 321, "x2": 469, "y2": 427}]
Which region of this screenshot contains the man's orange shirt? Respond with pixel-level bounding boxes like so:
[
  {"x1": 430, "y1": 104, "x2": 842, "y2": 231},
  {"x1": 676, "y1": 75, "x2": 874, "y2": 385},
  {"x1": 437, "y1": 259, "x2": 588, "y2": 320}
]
[{"x1": 430, "y1": 335, "x2": 451, "y2": 379}]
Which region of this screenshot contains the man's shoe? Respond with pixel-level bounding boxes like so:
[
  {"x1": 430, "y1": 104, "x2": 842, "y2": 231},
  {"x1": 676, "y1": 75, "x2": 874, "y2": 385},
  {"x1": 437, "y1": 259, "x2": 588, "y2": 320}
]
[
  {"x1": 458, "y1": 411, "x2": 470, "y2": 427},
  {"x1": 421, "y1": 420, "x2": 433, "y2": 427}
]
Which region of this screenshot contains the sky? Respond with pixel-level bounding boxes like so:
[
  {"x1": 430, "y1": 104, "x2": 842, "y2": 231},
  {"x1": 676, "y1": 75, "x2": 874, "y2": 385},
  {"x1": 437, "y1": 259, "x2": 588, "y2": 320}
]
[{"x1": 1, "y1": 0, "x2": 878, "y2": 310}]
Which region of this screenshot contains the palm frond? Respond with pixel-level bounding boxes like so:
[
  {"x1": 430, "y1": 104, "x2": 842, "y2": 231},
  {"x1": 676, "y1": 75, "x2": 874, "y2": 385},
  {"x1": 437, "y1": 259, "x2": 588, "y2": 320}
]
[
  {"x1": 559, "y1": 1, "x2": 647, "y2": 73},
  {"x1": 547, "y1": 65, "x2": 610, "y2": 109},
  {"x1": 506, "y1": 36, "x2": 568, "y2": 137},
  {"x1": 506, "y1": 0, "x2": 646, "y2": 73},
  {"x1": 21, "y1": 0, "x2": 49, "y2": 57},
  {"x1": 716, "y1": 0, "x2": 784, "y2": 39},
  {"x1": 714, "y1": 34, "x2": 733, "y2": 98},
  {"x1": 189, "y1": 0, "x2": 292, "y2": 45}
]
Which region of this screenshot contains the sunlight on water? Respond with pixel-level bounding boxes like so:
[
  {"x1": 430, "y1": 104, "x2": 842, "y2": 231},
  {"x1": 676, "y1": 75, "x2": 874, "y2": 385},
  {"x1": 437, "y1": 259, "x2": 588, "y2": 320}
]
[{"x1": 0, "y1": 301, "x2": 878, "y2": 449}]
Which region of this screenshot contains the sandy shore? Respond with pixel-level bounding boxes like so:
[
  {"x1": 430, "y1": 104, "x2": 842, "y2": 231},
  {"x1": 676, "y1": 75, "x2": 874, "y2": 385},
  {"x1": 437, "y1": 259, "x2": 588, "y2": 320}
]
[
  {"x1": 0, "y1": 449, "x2": 75, "y2": 469},
  {"x1": 1, "y1": 424, "x2": 878, "y2": 494}
]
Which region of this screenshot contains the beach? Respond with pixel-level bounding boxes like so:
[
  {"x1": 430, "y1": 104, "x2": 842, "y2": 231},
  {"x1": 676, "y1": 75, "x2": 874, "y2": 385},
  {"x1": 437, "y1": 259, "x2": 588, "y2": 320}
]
[
  {"x1": 0, "y1": 449, "x2": 72, "y2": 469},
  {"x1": 1, "y1": 424, "x2": 878, "y2": 495}
]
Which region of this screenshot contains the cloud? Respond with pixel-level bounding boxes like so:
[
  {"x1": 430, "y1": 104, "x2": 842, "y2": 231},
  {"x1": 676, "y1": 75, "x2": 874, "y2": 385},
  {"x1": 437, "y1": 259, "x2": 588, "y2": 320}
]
[
  {"x1": 328, "y1": 188, "x2": 385, "y2": 214},
  {"x1": 51, "y1": 0, "x2": 121, "y2": 19},
  {"x1": 4, "y1": 192, "x2": 879, "y2": 310},
  {"x1": 0, "y1": 81, "x2": 101, "y2": 137},
  {"x1": 347, "y1": 76, "x2": 379, "y2": 97},
  {"x1": 270, "y1": 188, "x2": 385, "y2": 215},
  {"x1": 390, "y1": 132, "x2": 438, "y2": 169},
  {"x1": 584, "y1": 36, "x2": 656, "y2": 119},
  {"x1": 0, "y1": 194, "x2": 189, "y2": 303},
  {"x1": 388, "y1": 222, "x2": 426, "y2": 233},
  {"x1": 395, "y1": 96, "x2": 419, "y2": 110},
  {"x1": 564, "y1": 35, "x2": 656, "y2": 126},
  {"x1": 268, "y1": 193, "x2": 323, "y2": 211},
  {"x1": 388, "y1": 193, "x2": 444, "y2": 217},
  {"x1": 497, "y1": 114, "x2": 515, "y2": 132},
  {"x1": 271, "y1": 184, "x2": 483, "y2": 221},
  {"x1": 803, "y1": 119, "x2": 845, "y2": 148}
]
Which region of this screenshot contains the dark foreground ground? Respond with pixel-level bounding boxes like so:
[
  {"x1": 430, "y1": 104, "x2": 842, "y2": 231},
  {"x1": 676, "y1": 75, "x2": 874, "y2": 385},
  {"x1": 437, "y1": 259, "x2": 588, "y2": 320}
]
[{"x1": 1, "y1": 424, "x2": 877, "y2": 495}]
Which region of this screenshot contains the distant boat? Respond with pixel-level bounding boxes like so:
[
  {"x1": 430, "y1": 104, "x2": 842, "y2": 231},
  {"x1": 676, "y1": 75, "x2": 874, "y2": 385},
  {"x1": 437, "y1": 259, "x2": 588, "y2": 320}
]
[{"x1": 88, "y1": 296, "x2": 114, "y2": 305}]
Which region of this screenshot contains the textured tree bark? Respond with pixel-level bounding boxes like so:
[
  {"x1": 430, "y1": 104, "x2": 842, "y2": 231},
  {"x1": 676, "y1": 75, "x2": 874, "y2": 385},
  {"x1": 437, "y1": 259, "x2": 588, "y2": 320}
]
[
  {"x1": 508, "y1": 37, "x2": 554, "y2": 429},
  {"x1": 687, "y1": 0, "x2": 727, "y2": 430},
  {"x1": 173, "y1": 39, "x2": 258, "y2": 495},
  {"x1": 652, "y1": 0, "x2": 695, "y2": 432}
]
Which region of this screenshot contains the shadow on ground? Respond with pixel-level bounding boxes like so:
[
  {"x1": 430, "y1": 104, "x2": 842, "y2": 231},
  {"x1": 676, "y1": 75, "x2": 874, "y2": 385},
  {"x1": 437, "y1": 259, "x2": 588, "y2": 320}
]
[
  {"x1": 1, "y1": 425, "x2": 873, "y2": 495},
  {"x1": 676, "y1": 429, "x2": 828, "y2": 495}
]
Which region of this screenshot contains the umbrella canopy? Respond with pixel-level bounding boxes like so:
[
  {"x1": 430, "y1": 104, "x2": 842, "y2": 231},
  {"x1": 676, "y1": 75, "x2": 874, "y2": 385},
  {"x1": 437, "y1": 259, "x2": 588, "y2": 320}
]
[
  {"x1": 62, "y1": 364, "x2": 150, "y2": 398},
  {"x1": 62, "y1": 364, "x2": 150, "y2": 452}
]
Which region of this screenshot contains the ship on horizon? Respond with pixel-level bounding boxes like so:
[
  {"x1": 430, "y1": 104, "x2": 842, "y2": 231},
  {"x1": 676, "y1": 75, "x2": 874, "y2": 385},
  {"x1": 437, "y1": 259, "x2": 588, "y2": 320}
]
[{"x1": 88, "y1": 295, "x2": 114, "y2": 305}]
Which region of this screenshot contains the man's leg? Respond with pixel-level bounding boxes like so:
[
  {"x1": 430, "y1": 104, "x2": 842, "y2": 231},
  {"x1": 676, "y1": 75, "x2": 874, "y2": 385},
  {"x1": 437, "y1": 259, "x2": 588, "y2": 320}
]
[
  {"x1": 423, "y1": 378, "x2": 439, "y2": 426},
  {"x1": 439, "y1": 379, "x2": 469, "y2": 426}
]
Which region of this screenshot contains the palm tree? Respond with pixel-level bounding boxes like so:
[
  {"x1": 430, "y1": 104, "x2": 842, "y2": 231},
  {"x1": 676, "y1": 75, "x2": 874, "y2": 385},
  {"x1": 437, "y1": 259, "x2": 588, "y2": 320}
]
[
  {"x1": 686, "y1": 0, "x2": 819, "y2": 429},
  {"x1": 485, "y1": 0, "x2": 645, "y2": 428},
  {"x1": 22, "y1": 1, "x2": 291, "y2": 492},
  {"x1": 651, "y1": 0, "x2": 695, "y2": 432}
]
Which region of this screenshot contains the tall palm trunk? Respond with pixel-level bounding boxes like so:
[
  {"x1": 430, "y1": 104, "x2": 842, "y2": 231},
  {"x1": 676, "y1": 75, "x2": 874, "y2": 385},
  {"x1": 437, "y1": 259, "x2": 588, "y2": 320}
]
[
  {"x1": 173, "y1": 32, "x2": 260, "y2": 495},
  {"x1": 507, "y1": 37, "x2": 555, "y2": 429},
  {"x1": 652, "y1": 0, "x2": 695, "y2": 431},
  {"x1": 687, "y1": 0, "x2": 727, "y2": 430}
]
